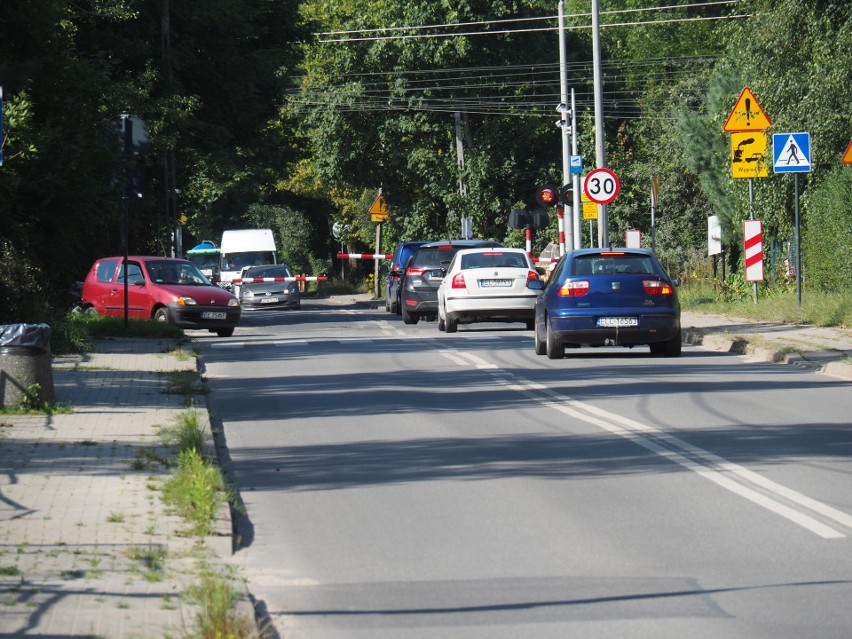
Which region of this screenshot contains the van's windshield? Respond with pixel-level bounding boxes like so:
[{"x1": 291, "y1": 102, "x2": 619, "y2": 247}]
[{"x1": 221, "y1": 251, "x2": 276, "y2": 271}]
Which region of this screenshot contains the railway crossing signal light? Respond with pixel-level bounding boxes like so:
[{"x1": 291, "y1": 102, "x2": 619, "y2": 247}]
[{"x1": 534, "y1": 184, "x2": 559, "y2": 208}]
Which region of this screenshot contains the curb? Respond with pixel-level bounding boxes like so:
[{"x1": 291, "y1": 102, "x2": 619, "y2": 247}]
[{"x1": 686, "y1": 329, "x2": 852, "y2": 381}]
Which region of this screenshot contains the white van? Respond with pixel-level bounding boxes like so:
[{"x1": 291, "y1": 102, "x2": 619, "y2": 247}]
[{"x1": 218, "y1": 229, "x2": 278, "y2": 291}]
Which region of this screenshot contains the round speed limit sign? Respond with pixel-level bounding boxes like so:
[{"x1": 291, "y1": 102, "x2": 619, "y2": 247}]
[{"x1": 583, "y1": 168, "x2": 620, "y2": 205}]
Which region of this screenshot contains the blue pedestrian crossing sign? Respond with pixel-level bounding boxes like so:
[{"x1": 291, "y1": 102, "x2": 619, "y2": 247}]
[{"x1": 773, "y1": 132, "x2": 811, "y2": 173}]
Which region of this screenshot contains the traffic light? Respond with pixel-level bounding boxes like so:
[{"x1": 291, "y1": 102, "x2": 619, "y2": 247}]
[
  {"x1": 559, "y1": 184, "x2": 573, "y2": 205},
  {"x1": 508, "y1": 209, "x2": 529, "y2": 230},
  {"x1": 530, "y1": 208, "x2": 550, "y2": 230},
  {"x1": 534, "y1": 184, "x2": 559, "y2": 208}
]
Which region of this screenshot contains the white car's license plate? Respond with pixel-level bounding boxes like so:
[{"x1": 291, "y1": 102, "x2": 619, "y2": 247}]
[
  {"x1": 597, "y1": 316, "x2": 638, "y2": 327},
  {"x1": 202, "y1": 311, "x2": 227, "y2": 320},
  {"x1": 480, "y1": 279, "x2": 513, "y2": 288},
  {"x1": 260, "y1": 297, "x2": 279, "y2": 304}
]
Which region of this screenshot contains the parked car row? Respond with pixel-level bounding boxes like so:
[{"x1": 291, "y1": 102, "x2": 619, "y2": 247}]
[{"x1": 387, "y1": 243, "x2": 682, "y2": 358}]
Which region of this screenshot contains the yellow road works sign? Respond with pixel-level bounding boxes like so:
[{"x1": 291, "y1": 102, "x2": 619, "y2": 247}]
[
  {"x1": 731, "y1": 131, "x2": 769, "y2": 179},
  {"x1": 724, "y1": 87, "x2": 772, "y2": 133},
  {"x1": 581, "y1": 193, "x2": 598, "y2": 220},
  {"x1": 842, "y1": 140, "x2": 852, "y2": 165},
  {"x1": 369, "y1": 193, "x2": 389, "y2": 222}
]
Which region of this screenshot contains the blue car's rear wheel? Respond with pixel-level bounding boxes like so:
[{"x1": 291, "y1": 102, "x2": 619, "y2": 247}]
[{"x1": 546, "y1": 321, "x2": 564, "y2": 359}]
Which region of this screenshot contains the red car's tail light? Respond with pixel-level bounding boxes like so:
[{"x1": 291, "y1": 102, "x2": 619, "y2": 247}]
[
  {"x1": 526, "y1": 270, "x2": 540, "y2": 283},
  {"x1": 452, "y1": 273, "x2": 466, "y2": 289},
  {"x1": 558, "y1": 280, "x2": 590, "y2": 296},
  {"x1": 642, "y1": 279, "x2": 673, "y2": 295}
]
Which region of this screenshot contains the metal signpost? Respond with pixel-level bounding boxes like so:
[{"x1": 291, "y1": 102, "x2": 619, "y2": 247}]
[
  {"x1": 773, "y1": 132, "x2": 811, "y2": 308},
  {"x1": 110, "y1": 114, "x2": 150, "y2": 326},
  {"x1": 724, "y1": 87, "x2": 772, "y2": 304}
]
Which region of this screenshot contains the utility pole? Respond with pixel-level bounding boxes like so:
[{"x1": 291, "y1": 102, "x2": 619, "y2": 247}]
[
  {"x1": 571, "y1": 88, "x2": 581, "y2": 249},
  {"x1": 557, "y1": 1, "x2": 573, "y2": 254},
  {"x1": 591, "y1": 0, "x2": 608, "y2": 248}
]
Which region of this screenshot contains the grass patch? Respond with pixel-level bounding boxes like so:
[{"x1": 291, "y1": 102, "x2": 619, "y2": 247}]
[
  {"x1": 162, "y1": 449, "x2": 229, "y2": 537},
  {"x1": 163, "y1": 371, "x2": 205, "y2": 400},
  {"x1": 167, "y1": 347, "x2": 197, "y2": 362},
  {"x1": 0, "y1": 566, "x2": 21, "y2": 577},
  {"x1": 0, "y1": 384, "x2": 72, "y2": 416},
  {"x1": 680, "y1": 285, "x2": 852, "y2": 328},
  {"x1": 158, "y1": 409, "x2": 205, "y2": 455},
  {"x1": 126, "y1": 545, "x2": 167, "y2": 572},
  {"x1": 186, "y1": 571, "x2": 259, "y2": 639},
  {"x1": 51, "y1": 313, "x2": 185, "y2": 355},
  {"x1": 106, "y1": 512, "x2": 125, "y2": 523}
]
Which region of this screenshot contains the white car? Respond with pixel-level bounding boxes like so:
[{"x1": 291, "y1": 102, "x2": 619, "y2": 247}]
[{"x1": 437, "y1": 247, "x2": 541, "y2": 333}]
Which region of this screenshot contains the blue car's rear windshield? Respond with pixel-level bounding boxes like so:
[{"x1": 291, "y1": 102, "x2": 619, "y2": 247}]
[{"x1": 573, "y1": 253, "x2": 656, "y2": 276}]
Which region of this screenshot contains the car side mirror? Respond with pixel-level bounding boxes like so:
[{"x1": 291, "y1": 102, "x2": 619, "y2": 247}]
[
  {"x1": 527, "y1": 280, "x2": 545, "y2": 291},
  {"x1": 671, "y1": 278, "x2": 680, "y2": 287}
]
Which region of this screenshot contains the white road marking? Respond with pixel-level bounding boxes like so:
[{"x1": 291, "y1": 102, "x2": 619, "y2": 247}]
[{"x1": 443, "y1": 350, "x2": 848, "y2": 539}]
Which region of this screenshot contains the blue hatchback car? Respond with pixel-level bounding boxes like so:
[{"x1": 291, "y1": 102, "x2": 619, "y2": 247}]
[{"x1": 529, "y1": 248, "x2": 681, "y2": 359}]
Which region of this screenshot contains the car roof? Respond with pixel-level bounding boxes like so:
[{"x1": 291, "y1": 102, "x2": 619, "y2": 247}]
[
  {"x1": 454, "y1": 247, "x2": 527, "y2": 255},
  {"x1": 98, "y1": 256, "x2": 190, "y2": 263},
  {"x1": 567, "y1": 248, "x2": 654, "y2": 257},
  {"x1": 419, "y1": 239, "x2": 503, "y2": 248}
]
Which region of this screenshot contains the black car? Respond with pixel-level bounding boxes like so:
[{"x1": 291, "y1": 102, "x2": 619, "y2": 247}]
[
  {"x1": 385, "y1": 241, "x2": 430, "y2": 314},
  {"x1": 399, "y1": 239, "x2": 503, "y2": 325}
]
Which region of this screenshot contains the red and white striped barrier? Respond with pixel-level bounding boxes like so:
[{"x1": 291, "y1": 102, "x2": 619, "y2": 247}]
[
  {"x1": 743, "y1": 220, "x2": 764, "y2": 282},
  {"x1": 230, "y1": 276, "x2": 328, "y2": 283},
  {"x1": 337, "y1": 253, "x2": 392, "y2": 260}
]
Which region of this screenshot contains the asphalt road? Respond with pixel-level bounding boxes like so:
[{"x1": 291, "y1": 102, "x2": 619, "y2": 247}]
[{"x1": 198, "y1": 299, "x2": 852, "y2": 639}]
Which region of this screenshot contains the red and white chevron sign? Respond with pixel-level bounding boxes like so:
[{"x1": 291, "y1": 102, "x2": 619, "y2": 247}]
[{"x1": 743, "y1": 220, "x2": 764, "y2": 282}]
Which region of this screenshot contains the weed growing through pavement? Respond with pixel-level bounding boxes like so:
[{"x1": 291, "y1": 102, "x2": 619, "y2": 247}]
[
  {"x1": 163, "y1": 371, "x2": 206, "y2": 402},
  {"x1": 126, "y1": 545, "x2": 167, "y2": 571},
  {"x1": 107, "y1": 512, "x2": 125, "y2": 523},
  {"x1": 0, "y1": 383, "x2": 71, "y2": 415},
  {"x1": 133, "y1": 446, "x2": 170, "y2": 470},
  {"x1": 162, "y1": 449, "x2": 228, "y2": 536},
  {"x1": 186, "y1": 569, "x2": 260, "y2": 639},
  {"x1": 158, "y1": 410, "x2": 205, "y2": 455},
  {"x1": 166, "y1": 347, "x2": 197, "y2": 362},
  {"x1": 0, "y1": 566, "x2": 21, "y2": 576}
]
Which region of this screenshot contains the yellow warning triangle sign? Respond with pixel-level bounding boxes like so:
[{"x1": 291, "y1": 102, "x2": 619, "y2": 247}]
[
  {"x1": 724, "y1": 87, "x2": 772, "y2": 133},
  {"x1": 842, "y1": 140, "x2": 852, "y2": 165}
]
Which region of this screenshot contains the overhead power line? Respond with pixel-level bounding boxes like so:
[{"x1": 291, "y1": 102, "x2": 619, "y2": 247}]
[{"x1": 317, "y1": 1, "x2": 748, "y2": 43}]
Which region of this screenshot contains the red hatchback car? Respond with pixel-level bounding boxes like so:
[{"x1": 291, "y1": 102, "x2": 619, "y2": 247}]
[{"x1": 81, "y1": 256, "x2": 241, "y2": 336}]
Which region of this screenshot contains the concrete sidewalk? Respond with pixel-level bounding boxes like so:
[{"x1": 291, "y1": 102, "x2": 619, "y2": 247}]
[
  {"x1": 0, "y1": 306, "x2": 848, "y2": 638},
  {"x1": 0, "y1": 338, "x2": 234, "y2": 638},
  {"x1": 682, "y1": 310, "x2": 852, "y2": 380}
]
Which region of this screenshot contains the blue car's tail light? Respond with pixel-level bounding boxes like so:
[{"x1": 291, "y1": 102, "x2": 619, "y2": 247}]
[
  {"x1": 642, "y1": 280, "x2": 674, "y2": 295},
  {"x1": 557, "y1": 280, "x2": 590, "y2": 297}
]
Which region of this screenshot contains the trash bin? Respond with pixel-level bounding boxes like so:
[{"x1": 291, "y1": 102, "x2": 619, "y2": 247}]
[{"x1": 0, "y1": 323, "x2": 55, "y2": 408}]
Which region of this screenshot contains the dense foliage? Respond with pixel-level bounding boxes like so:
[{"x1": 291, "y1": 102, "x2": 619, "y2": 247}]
[{"x1": 2, "y1": 0, "x2": 850, "y2": 322}]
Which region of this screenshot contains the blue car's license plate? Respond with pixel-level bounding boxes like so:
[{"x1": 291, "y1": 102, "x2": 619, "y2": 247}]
[{"x1": 597, "y1": 316, "x2": 638, "y2": 327}]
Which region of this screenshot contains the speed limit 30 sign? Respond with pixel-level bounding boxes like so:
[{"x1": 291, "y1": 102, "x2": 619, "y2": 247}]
[{"x1": 583, "y1": 168, "x2": 620, "y2": 205}]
